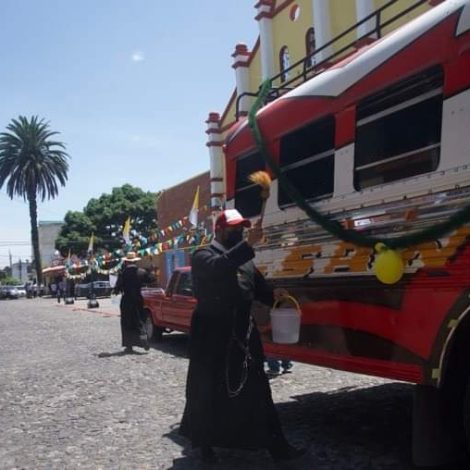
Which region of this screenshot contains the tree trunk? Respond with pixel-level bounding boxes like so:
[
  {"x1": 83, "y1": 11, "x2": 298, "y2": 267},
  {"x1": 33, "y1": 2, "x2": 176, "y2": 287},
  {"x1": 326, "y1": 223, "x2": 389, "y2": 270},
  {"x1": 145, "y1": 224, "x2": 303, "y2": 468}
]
[{"x1": 28, "y1": 192, "x2": 42, "y2": 285}]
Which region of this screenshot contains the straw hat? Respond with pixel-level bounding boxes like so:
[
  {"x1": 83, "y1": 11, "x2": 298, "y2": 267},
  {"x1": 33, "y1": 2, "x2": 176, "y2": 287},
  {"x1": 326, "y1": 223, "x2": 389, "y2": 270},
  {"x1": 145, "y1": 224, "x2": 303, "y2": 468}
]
[{"x1": 122, "y1": 251, "x2": 141, "y2": 262}]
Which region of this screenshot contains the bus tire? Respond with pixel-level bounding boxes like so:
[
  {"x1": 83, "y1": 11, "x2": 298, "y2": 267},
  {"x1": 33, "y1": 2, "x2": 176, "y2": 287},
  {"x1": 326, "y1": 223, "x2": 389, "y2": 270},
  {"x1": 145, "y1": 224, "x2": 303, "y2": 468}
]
[
  {"x1": 412, "y1": 384, "x2": 464, "y2": 466},
  {"x1": 462, "y1": 375, "x2": 470, "y2": 454}
]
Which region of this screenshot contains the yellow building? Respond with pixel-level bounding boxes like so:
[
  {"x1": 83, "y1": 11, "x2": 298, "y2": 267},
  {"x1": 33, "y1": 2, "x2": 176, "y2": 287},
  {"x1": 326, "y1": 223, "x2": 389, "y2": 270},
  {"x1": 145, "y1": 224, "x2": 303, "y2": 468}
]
[{"x1": 205, "y1": 0, "x2": 441, "y2": 210}]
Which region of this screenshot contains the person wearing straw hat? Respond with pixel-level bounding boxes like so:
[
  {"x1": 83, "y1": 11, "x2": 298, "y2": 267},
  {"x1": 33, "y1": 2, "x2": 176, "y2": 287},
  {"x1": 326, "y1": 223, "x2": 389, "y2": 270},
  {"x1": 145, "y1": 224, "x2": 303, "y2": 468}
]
[
  {"x1": 179, "y1": 209, "x2": 305, "y2": 463},
  {"x1": 114, "y1": 251, "x2": 153, "y2": 354}
]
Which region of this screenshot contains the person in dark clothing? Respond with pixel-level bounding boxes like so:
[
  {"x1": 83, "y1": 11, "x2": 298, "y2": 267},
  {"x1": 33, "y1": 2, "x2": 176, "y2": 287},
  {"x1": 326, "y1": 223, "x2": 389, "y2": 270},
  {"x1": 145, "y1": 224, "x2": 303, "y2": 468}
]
[
  {"x1": 179, "y1": 209, "x2": 305, "y2": 463},
  {"x1": 266, "y1": 357, "x2": 293, "y2": 377},
  {"x1": 113, "y1": 252, "x2": 153, "y2": 354},
  {"x1": 56, "y1": 279, "x2": 65, "y2": 303}
]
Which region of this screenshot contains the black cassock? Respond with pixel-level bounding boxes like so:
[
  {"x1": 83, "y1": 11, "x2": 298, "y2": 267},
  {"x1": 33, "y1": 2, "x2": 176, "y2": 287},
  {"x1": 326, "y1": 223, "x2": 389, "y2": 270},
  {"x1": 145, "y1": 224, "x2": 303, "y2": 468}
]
[
  {"x1": 180, "y1": 240, "x2": 287, "y2": 450},
  {"x1": 114, "y1": 265, "x2": 151, "y2": 348}
]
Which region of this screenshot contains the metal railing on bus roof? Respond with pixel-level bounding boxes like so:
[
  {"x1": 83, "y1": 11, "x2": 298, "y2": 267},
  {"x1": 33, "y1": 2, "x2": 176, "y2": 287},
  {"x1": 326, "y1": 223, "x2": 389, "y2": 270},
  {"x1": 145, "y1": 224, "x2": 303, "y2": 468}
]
[{"x1": 235, "y1": 0, "x2": 430, "y2": 120}]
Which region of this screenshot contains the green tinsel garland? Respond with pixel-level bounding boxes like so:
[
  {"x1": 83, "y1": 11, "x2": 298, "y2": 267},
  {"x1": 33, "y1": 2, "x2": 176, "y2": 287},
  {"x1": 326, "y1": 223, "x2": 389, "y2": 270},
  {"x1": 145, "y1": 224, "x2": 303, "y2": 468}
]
[{"x1": 247, "y1": 79, "x2": 470, "y2": 249}]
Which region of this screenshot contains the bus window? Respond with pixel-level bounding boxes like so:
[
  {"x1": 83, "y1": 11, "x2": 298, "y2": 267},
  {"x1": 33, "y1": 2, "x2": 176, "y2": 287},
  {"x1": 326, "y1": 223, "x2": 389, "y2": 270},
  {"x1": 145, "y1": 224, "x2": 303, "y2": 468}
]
[
  {"x1": 278, "y1": 115, "x2": 335, "y2": 207},
  {"x1": 354, "y1": 66, "x2": 443, "y2": 190},
  {"x1": 234, "y1": 151, "x2": 265, "y2": 218}
]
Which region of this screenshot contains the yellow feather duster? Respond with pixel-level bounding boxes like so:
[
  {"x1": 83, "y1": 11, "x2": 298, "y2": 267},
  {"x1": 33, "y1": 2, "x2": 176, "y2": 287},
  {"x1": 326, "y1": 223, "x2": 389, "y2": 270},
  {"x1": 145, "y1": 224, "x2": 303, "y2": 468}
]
[
  {"x1": 248, "y1": 171, "x2": 271, "y2": 200},
  {"x1": 248, "y1": 171, "x2": 272, "y2": 222}
]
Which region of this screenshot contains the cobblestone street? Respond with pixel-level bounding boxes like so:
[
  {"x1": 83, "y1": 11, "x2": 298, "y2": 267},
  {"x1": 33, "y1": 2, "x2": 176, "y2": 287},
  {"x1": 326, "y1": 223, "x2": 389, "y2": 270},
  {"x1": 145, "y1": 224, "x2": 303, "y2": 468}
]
[{"x1": 0, "y1": 297, "x2": 460, "y2": 469}]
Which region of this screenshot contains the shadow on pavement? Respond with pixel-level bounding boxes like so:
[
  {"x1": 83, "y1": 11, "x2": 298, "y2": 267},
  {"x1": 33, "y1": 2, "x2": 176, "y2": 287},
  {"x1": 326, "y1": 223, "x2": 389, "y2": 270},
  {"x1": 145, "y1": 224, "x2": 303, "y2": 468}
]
[
  {"x1": 96, "y1": 350, "x2": 149, "y2": 358},
  {"x1": 164, "y1": 425, "x2": 281, "y2": 470},
  {"x1": 277, "y1": 382, "x2": 468, "y2": 469},
  {"x1": 164, "y1": 382, "x2": 470, "y2": 469},
  {"x1": 280, "y1": 382, "x2": 414, "y2": 468},
  {"x1": 150, "y1": 333, "x2": 189, "y2": 359}
]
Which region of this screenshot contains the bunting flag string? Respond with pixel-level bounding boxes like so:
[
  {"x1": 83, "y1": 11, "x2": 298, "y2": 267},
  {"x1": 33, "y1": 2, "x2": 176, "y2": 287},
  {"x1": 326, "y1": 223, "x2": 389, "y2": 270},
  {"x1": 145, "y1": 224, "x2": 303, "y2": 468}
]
[
  {"x1": 62, "y1": 231, "x2": 214, "y2": 276},
  {"x1": 148, "y1": 204, "x2": 209, "y2": 240},
  {"x1": 124, "y1": 210, "x2": 211, "y2": 247},
  {"x1": 61, "y1": 206, "x2": 213, "y2": 277}
]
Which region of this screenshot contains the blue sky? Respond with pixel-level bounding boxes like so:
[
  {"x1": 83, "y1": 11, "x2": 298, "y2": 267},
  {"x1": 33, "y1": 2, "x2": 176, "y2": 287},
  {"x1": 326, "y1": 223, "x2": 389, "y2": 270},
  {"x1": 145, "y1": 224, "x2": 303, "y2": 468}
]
[{"x1": 0, "y1": 0, "x2": 258, "y2": 268}]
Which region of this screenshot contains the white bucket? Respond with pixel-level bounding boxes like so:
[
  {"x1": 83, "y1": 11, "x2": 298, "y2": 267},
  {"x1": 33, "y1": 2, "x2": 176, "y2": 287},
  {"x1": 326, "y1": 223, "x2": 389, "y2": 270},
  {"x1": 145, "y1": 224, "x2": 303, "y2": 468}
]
[{"x1": 270, "y1": 296, "x2": 301, "y2": 344}]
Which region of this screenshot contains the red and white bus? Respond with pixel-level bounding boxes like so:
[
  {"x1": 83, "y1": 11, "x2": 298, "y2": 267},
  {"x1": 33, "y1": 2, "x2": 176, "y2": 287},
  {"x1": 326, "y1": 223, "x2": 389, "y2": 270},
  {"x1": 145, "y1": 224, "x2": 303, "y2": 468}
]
[{"x1": 224, "y1": 0, "x2": 470, "y2": 464}]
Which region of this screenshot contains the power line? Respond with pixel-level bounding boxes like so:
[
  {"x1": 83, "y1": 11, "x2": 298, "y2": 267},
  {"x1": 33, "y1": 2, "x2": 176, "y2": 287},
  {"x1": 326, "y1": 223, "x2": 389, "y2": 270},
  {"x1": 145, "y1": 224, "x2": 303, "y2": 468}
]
[
  {"x1": 0, "y1": 251, "x2": 31, "y2": 258},
  {"x1": 0, "y1": 242, "x2": 31, "y2": 246}
]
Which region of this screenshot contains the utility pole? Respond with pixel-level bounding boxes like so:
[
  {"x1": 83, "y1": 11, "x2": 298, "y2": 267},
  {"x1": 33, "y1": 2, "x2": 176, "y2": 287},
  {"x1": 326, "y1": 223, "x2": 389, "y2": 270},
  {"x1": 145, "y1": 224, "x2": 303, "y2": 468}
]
[{"x1": 9, "y1": 250, "x2": 12, "y2": 271}]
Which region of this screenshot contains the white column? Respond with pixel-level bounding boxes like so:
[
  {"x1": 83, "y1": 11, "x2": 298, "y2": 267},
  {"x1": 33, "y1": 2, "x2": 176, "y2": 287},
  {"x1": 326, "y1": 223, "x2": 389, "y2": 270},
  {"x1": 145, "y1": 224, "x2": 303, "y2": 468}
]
[
  {"x1": 312, "y1": 0, "x2": 333, "y2": 62},
  {"x1": 206, "y1": 113, "x2": 225, "y2": 211},
  {"x1": 232, "y1": 43, "x2": 251, "y2": 115},
  {"x1": 255, "y1": 0, "x2": 275, "y2": 79},
  {"x1": 356, "y1": 0, "x2": 377, "y2": 40}
]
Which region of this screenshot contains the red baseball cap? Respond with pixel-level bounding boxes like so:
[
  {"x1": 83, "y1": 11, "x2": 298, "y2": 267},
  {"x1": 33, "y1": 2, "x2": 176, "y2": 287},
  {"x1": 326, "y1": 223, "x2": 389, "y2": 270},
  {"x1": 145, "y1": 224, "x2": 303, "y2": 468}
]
[{"x1": 215, "y1": 209, "x2": 251, "y2": 228}]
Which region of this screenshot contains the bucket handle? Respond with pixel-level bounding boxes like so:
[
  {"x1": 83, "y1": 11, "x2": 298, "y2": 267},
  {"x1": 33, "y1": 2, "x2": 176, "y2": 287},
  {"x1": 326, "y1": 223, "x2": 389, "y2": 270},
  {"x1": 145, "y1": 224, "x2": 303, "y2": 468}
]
[{"x1": 272, "y1": 295, "x2": 301, "y2": 315}]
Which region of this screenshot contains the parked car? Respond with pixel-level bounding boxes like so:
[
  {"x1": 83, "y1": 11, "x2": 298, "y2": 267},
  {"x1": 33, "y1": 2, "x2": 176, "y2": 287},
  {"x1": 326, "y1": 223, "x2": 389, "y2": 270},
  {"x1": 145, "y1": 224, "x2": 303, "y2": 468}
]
[
  {"x1": 14, "y1": 285, "x2": 27, "y2": 298},
  {"x1": 92, "y1": 281, "x2": 112, "y2": 297},
  {"x1": 0, "y1": 286, "x2": 8, "y2": 299},
  {"x1": 142, "y1": 267, "x2": 195, "y2": 340},
  {"x1": 75, "y1": 281, "x2": 112, "y2": 299},
  {"x1": 1, "y1": 286, "x2": 19, "y2": 299},
  {"x1": 142, "y1": 268, "x2": 267, "y2": 341},
  {"x1": 74, "y1": 283, "x2": 90, "y2": 298}
]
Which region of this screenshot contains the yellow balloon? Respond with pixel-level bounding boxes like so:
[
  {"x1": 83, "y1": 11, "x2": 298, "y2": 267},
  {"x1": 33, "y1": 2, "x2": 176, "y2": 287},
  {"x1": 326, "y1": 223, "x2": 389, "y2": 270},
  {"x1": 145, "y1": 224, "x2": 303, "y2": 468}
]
[{"x1": 373, "y1": 244, "x2": 404, "y2": 285}]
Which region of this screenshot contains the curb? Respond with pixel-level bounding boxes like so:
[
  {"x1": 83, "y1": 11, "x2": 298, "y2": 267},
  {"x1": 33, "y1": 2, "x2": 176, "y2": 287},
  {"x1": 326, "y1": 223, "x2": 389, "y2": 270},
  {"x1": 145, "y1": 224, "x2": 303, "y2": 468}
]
[
  {"x1": 55, "y1": 302, "x2": 119, "y2": 318},
  {"x1": 72, "y1": 307, "x2": 120, "y2": 317}
]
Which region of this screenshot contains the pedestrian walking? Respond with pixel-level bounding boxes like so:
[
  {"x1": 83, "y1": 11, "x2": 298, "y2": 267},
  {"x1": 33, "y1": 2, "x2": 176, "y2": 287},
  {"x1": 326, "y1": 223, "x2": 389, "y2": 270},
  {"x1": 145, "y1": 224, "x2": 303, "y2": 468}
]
[
  {"x1": 50, "y1": 282, "x2": 57, "y2": 298},
  {"x1": 25, "y1": 283, "x2": 33, "y2": 299},
  {"x1": 56, "y1": 279, "x2": 65, "y2": 303},
  {"x1": 113, "y1": 252, "x2": 153, "y2": 354},
  {"x1": 179, "y1": 209, "x2": 305, "y2": 463}
]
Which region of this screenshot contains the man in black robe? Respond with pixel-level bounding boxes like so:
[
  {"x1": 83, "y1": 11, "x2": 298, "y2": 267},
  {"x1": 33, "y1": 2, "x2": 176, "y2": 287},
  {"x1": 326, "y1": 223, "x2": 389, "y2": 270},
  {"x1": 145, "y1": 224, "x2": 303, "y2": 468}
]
[
  {"x1": 180, "y1": 209, "x2": 304, "y2": 462},
  {"x1": 114, "y1": 252, "x2": 153, "y2": 353}
]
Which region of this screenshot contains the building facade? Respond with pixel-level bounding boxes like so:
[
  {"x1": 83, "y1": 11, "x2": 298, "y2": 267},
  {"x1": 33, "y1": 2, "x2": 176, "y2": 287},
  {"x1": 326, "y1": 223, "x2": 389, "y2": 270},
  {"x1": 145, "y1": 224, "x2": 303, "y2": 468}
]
[
  {"x1": 156, "y1": 172, "x2": 211, "y2": 287},
  {"x1": 206, "y1": 0, "x2": 441, "y2": 209},
  {"x1": 38, "y1": 221, "x2": 63, "y2": 268},
  {"x1": 11, "y1": 259, "x2": 30, "y2": 283}
]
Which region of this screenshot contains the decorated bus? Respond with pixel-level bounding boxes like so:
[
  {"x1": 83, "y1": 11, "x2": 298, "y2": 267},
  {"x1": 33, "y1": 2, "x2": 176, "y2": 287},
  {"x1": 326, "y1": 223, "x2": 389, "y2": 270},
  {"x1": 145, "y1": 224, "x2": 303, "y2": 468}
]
[{"x1": 223, "y1": 0, "x2": 470, "y2": 464}]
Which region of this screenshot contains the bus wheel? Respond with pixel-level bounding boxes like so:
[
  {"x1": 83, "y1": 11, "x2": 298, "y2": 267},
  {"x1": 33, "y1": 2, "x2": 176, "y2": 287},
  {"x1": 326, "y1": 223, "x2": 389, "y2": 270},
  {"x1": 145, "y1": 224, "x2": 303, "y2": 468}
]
[{"x1": 463, "y1": 376, "x2": 470, "y2": 453}]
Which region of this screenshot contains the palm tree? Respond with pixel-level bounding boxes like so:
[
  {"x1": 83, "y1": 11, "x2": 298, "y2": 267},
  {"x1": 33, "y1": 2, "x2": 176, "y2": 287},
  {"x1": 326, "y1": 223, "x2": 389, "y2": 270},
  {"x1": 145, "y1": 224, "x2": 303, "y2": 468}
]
[{"x1": 0, "y1": 116, "x2": 70, "y2": 285}]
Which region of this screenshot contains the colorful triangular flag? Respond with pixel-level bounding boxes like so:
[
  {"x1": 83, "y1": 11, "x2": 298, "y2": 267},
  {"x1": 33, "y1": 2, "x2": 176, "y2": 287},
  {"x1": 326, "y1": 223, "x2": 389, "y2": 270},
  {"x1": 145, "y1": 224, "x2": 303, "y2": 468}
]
[
  {"x1": 66, "y1": 249, "x2": 72, "y2": 267},
  {"x1": 87, "y1": 233, "x2": 94, "y2": 254},
  {"x1": 189, "y1": 186, "x2": 200, "y2": 227},
  {"x1": 122, "y1": 217, "x2": 131, "y2": 245}
]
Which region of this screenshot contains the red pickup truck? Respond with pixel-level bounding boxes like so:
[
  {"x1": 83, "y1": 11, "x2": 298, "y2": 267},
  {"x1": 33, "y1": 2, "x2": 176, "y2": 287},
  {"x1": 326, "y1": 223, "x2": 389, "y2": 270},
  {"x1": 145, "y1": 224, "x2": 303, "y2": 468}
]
[
  {"x1": 142, "y1": 266, "x2": 273, "y2": 344},
  {"x1": 142, "y1": 267, "x2": 195, "y2": 340}
]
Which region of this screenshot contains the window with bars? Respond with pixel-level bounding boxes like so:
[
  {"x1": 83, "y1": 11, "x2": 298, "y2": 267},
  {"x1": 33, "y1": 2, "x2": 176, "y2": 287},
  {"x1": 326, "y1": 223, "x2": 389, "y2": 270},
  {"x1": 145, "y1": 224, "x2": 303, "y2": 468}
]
[{"x1": 354, "y1": 66, "x2": 443, "y2": 190}]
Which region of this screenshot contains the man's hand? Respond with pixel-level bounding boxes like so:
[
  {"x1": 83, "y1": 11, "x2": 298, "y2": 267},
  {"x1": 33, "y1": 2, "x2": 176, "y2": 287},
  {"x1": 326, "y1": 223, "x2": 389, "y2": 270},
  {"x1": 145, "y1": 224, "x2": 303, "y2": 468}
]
[
  {"x1": 246, "y1": 224, "x2": 264, "y2": 247},
  {"x1": 273, "y1": 287, "x2": 289, "y2": 302}
]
